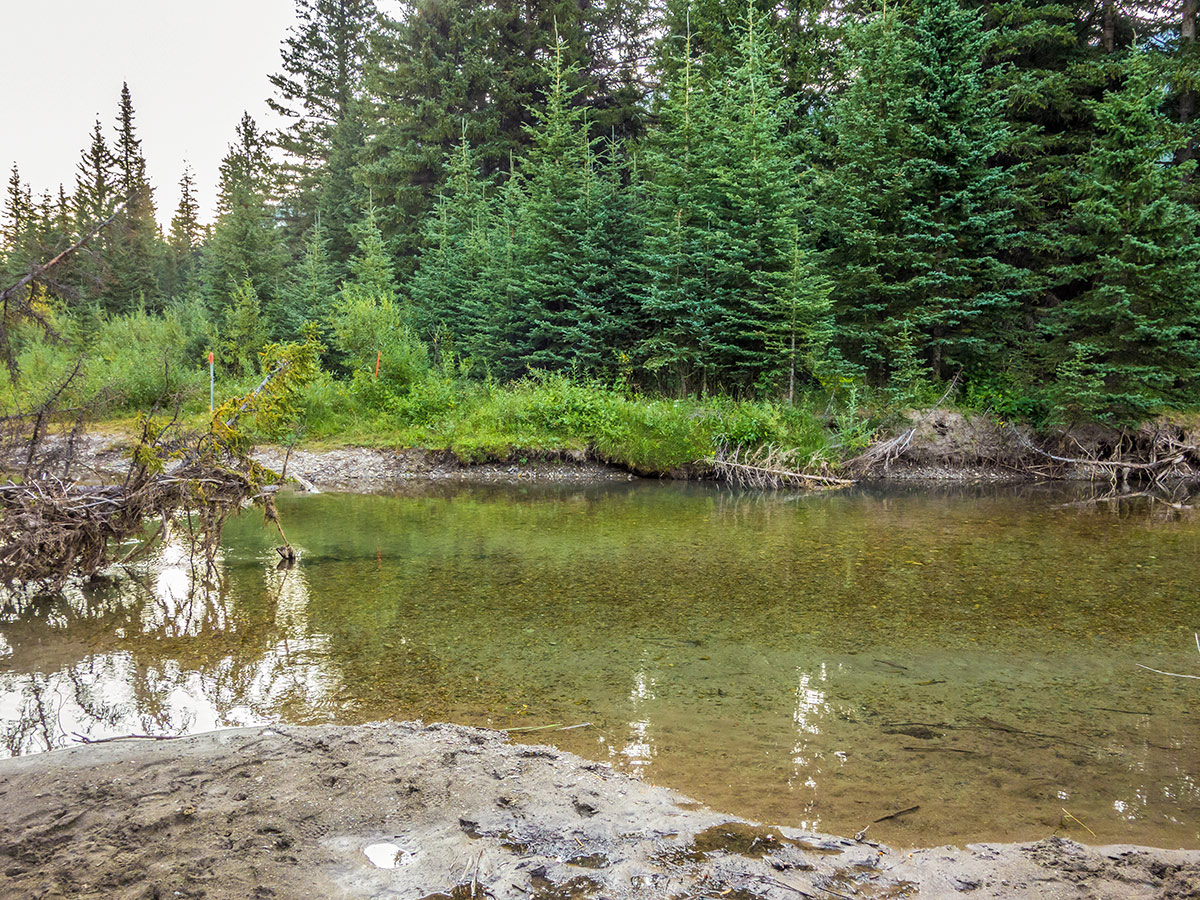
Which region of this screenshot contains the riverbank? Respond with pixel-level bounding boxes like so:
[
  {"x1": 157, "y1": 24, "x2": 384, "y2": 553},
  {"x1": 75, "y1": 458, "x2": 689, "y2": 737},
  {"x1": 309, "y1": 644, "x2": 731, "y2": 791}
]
[
  {"x1": 53, "y1": 409, "x2": 1200, "y2": 492},
  {"x1": 1, "y1": 723, "x2": 1196, "y2": 900}
]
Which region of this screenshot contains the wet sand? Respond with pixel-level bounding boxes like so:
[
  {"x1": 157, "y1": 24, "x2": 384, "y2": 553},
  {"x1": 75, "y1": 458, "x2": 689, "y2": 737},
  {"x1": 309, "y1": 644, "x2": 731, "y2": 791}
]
[{"x1": 1, "y1": 723, "x2": 1197, "y2": 899}]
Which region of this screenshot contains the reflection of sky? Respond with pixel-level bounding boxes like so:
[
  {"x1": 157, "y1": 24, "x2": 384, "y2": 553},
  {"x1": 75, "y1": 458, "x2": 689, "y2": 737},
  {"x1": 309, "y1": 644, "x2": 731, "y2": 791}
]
[
  {"x1": 621, "y1": 667, "x2": 657, "y2": 769},
  {"x1": 790, "y1": 664, "x2": 832, "y2": 832},
  {"x1": 0, "y1": 543, "x2": 340, "y2": 757}
]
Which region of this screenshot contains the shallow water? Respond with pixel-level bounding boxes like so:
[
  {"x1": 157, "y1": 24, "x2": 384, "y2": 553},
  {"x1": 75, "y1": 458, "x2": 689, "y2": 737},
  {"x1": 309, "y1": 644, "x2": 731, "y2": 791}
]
[{"x1": 1, "y1": 481, "x2": 1198, "y2": 848}]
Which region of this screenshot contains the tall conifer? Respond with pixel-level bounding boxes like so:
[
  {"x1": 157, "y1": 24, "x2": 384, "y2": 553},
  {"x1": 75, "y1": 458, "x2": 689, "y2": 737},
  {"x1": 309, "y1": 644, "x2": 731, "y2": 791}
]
[
  {"x1": 821, "y1": 0, "x2": 1026, "y2": 382},
  {"x1": 1044, "y1": 51, "x2": 1200, "y2": 422}
]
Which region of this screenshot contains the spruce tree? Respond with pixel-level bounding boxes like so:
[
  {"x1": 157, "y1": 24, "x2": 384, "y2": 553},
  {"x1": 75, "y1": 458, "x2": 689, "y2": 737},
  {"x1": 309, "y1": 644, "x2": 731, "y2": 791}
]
[
  {"x1": 281, "y1": 219, "x2": 337, "y2": 338},
  {"x1": 205, "y1": 114, "x2": 286, "y2": 321},
  {"x1": 507, "y1": 36, "x2": 606, "y2": 375},
  {"x1": 73, "y1": 120, "x2": 116, "y2": 229},
  {"x1": 269, "y1": 0, "x2": 376, "y2": 260},
  {"x1": 576, "y1": 138, "x2": 649, "y2": 377},
  {"x1": 1044, "y1": 50, "x2": 1200, "y2": 422},
  {"x1": 409, "y1": 131, "x2": 493, "y2": 354},
  {"x1": 820, "y1": 0, "x2": 1026, "y2": 383},
  {"x1": 167, "y1": 165, "x2": 204, "y2": 300},
  {"x1": 329, "y1": 203, "x2": 428, "y2": 386},
  {"x1": 641, "y1": 26, "x2": 714, "y2": 396},
  {"x1": 361, "y1": 0, "x2": 500, "y2": 267},
  {"x1": 106, "y1": 83, "x2": 162, "y2": 313},
  {"x1": 2, "y1": 165, "x2": 32, "y2": 256},
  {"x1": 644, "y1": 5, "x2": 805, "y2": 395}
]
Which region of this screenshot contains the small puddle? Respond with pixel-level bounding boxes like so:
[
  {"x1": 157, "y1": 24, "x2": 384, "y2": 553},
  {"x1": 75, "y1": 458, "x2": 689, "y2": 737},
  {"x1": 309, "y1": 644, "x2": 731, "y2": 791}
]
[
  {"x1": 659, "y1": 822, "x2": 844, "y2": 865},
  {"x1": 364, "y1": 842, "x2": 408, "y2": 869}
]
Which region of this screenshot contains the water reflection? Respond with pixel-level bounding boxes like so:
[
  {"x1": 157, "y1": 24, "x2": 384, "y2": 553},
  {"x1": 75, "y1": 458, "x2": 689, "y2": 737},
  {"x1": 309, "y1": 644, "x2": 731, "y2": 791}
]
[
  {"x1": 0, "y1": 481, "x2": 1197, "y2": 849},
  {"x1": 789, "y1": 665, "x2": 830, "y2": 832}
]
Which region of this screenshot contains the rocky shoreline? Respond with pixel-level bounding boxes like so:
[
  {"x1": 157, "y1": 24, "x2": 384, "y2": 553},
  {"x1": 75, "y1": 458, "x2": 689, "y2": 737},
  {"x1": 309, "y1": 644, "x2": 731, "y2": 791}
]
[{"x1": 1, "y1": 723, "x2": 1197, "y2": 900}]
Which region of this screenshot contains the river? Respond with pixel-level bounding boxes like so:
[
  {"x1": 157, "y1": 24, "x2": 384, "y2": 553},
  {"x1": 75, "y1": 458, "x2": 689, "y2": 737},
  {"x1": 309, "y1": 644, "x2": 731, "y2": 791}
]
[{"x1": 1, "y1": 481, "x2": 1196, "y2": 849}]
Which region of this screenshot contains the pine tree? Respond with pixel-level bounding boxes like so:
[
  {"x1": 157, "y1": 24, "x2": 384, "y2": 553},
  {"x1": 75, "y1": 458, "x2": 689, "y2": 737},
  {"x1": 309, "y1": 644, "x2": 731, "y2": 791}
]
[
  {"x1": 106, "y1": 83, "x2": 162, "y2": 313},
  {"x1": 269, "y1": 0, "x2": 376, "y2": 260},
  {"x1": 820, "y1": 0, "x2": 1027, "y2": 384},
  {"x1": 1044, "y1": 49, "x2": 1200, "y2": 422}
]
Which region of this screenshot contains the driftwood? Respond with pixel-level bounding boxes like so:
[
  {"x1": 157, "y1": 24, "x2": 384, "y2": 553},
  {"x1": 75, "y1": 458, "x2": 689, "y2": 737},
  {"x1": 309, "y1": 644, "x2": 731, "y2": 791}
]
[
  {"x1": 1012, "y1": 429, "x2": 1198, "y2": 485},
  {"x1": 708, "y1": 443, "x2": 855, "y2": 489},
  {"x1": 0, "y1": 363, "x2": 302, "y2": 588}
]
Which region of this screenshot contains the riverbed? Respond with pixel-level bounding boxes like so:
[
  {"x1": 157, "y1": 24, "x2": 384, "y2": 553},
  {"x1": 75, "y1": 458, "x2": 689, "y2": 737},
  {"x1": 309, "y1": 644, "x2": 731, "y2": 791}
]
[{"x1": 1, "y1": 481, "x2": 1197, "y2": 850}]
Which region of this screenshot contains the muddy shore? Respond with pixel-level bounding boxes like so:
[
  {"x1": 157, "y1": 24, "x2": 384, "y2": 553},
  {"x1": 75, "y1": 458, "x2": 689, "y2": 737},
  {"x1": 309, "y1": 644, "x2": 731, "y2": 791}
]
[{"x1": 2, "y1": 723, "x2": 1197, "y2": 900}]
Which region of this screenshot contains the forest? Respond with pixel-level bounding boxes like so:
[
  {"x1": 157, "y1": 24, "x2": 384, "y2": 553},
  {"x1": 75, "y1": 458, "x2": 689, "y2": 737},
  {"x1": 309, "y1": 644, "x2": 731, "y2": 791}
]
[{"x1": 2, "y1": 0, "x2": 1199, "y2": 470}]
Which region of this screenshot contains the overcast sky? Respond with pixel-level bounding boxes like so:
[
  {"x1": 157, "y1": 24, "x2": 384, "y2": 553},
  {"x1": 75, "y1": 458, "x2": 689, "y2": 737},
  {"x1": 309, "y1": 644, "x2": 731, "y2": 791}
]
[{"x1": 1, "y1": 0, "x2": 297, "y2": 229}]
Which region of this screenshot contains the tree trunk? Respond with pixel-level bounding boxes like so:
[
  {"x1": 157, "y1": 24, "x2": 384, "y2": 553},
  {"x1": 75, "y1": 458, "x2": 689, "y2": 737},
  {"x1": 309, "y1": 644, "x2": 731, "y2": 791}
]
[
  {"x1": 788, "y1": 333, "x2": 796, "y2": 406},
  {"x1": 1103, "y1": 0, "x2": 1115, "y2": 53},
  {"x1": 1180, "y1": 0, "x2": 1197, "y2": 176}
]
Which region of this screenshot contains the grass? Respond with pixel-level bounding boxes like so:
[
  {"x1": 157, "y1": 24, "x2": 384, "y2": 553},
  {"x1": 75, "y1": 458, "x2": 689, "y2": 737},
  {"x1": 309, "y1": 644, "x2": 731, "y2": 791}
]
[{"x1": 287, "y1": 371, "x2": 839, "y2": 475}]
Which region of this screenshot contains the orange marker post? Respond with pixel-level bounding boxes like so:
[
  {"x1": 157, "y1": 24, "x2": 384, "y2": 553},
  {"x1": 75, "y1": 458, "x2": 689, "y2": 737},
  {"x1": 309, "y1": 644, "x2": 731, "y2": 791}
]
[{"x1": 375, "y1": 350, "x2": 381, "y2": 378}]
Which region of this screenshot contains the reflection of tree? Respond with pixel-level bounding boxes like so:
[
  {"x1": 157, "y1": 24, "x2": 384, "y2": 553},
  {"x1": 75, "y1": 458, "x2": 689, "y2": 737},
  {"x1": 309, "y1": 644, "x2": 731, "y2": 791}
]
[{"x1": 0, "y1": 537, "x2": 342, "y2": 756}]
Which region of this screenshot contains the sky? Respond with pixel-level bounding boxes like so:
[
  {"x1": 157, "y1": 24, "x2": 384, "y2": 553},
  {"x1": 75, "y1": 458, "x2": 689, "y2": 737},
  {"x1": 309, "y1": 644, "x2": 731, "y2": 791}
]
[{"x1": 1, "y1": 0, "x2": 297, "y2": 229}]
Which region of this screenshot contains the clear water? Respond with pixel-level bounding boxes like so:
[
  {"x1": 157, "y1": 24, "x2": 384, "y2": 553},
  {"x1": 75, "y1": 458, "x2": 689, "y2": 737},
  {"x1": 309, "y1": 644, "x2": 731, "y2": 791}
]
[{"x1": 1, "y1": 481, "x2": 1198, "y2": 849}]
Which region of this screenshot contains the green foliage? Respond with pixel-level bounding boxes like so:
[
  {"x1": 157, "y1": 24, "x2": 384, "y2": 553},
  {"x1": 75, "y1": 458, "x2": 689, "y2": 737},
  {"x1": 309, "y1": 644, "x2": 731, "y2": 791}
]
[
  {"x1": 820, "y1": 0, "x2": 1028, "y2": 382},
  {"x1": 221, "y1": 279, "x2": 269, "y2": 376},
  {"x1": 1041, "y1": 50, "x2": 1200, "y2": 425}
]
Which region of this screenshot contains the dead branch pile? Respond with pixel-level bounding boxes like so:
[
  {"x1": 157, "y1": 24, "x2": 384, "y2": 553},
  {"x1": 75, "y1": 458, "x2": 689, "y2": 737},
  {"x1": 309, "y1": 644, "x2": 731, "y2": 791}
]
[
  {"x1": 843, "y1": 372, "x2": 963, "y2": 476},
  {"x1": 1012, "y1": 427, "x2": 1200, "y2": 486},
  {"x1": 0, "y1": 340, "x2": 321, "y2": 588},
  {"x1": 708, "y1": 443, "x2": 855, "y2": 490},
  {"x1": 0, "y1": 418, "x2": 283, "y2": 588}
]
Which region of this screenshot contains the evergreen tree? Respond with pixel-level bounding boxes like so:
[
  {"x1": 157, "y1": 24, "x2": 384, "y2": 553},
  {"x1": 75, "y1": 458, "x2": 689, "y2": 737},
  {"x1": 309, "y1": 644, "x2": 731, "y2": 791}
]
[
  {"x1": 281, "y1": 219, "x2": 337, "y2": 338},
  {"x1": 645, "y1": 6, "x2": 804, "y2": 395},
  {"x1": 361, "y1": 0, "x2": 651, "y2": 269},
  {"x1": 222, "y1": 278, "x2": 269, "y2": 375},
  {"x1": 506, "y1": 36, "x2": 608, "y2": 375},
  {"x1": 575, "y1": 138, "x2": 649, "y2": 376},
  {"x1": 269, "y1": 0, "x2": 377, "y2": 260},
  {"x1": 205, "y1": 114, "x2": 286, "y2": 320},
  {"x1": 73, "y1": 119, "x2": 116, "y2": 229},
  {"x1": 820, "y1": 0, "x2": 1027, "y2": 383},
  {"x1": 1044, "y1": 49, "x2": 1200, "y2": 422},
  {"x1": 409, "y1": 131, "x2": 493, "y2": 354},
  {"x1": 641, "y1": 27, "x2": 714, "y2": 395},
  {"x1": 773, "y1": 227, "x2": 833, "y2": 404},
  {"x1": 329, "y1": 203, "x2": 428, "y2": 387},
  {"x1": 2, "y1": 165, "x2": 32, "y2": 256},
  {"x1": 361, "y1": 0, "x2": 499, "y2": 266},
  {"x1": 167, "y1": 165, "x2": 204, "y2": 300},
  {"x1": 106, "y1": 83, "x2": 162, "y2": 313}
]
